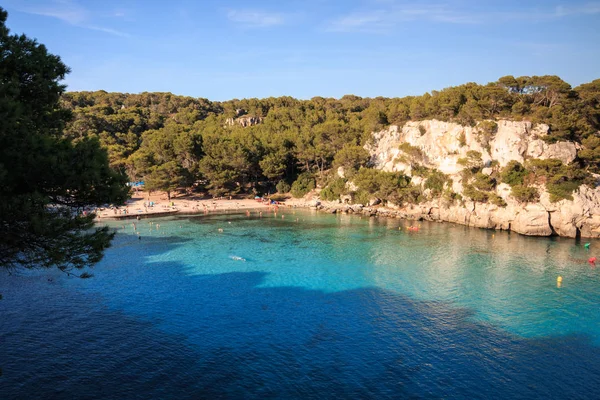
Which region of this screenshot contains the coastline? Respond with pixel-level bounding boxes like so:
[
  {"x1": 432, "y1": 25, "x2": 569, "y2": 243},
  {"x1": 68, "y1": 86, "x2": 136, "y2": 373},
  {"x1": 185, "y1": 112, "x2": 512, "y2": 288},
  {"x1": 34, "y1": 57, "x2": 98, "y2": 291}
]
[
  {"x1": 95, "y1": 191, "x2": 600, "y2": 239},
  {"x1": 94, "y1": 192, "x2": 302, "y2": 220}
]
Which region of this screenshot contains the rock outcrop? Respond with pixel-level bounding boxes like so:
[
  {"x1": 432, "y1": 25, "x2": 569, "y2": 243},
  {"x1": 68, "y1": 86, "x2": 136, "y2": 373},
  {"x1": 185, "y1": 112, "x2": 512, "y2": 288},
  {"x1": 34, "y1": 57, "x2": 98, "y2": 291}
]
[
  {"x1": 369, "y1": 120, "x2": 578, "y2": 174},
  {"x1": 340, "y1": 119, "x2": 600, "y2": 238},
  {"x1": 224, "y1": 115, "x2": 263, "y2": 127}
]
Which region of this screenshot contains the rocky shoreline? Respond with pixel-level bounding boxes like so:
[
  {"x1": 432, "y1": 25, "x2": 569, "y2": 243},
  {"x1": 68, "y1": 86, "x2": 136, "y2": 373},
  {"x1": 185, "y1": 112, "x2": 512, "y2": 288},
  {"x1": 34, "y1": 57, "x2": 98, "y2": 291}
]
[
  {"x1": 347, "y1": 119, "x2": 600, "y2": 239},
  {"x1": 307, "y1": 196, "x2": 600, "y2": 239}
]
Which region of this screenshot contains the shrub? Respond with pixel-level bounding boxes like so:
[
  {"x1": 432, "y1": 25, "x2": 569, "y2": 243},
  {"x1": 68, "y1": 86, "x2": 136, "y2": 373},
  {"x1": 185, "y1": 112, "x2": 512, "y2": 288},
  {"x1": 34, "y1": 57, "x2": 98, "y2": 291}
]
[
  {"x1": 478, "y1": 120, "x2": 498, "y2": 135},
  {"x1": 398, "y1": 185, "x2": 423, "y2": 204},
  {"x1": 472, "y1": 172, "x2": 496, "y2": 191},
  {"x1": 424, "y1": 169, "x2": 449, "y2": 195},
  {"x1": 320, "y1": 178, "x2": 347, "y2": 201},
  {"x1": 290, "y1": 173, "x2": 315, "y2": 198},
  {"x1": 476, "y1": 121, "x2": 498, "y2": 152},
  {"x1": 458, "y1": 131, "x2": 467, "y2": 147},
  {"x1": 547, "y1": 181, "x2": 579, "y2": 202},
  {"x1": 511, "y1": 185, "x2": 539, "y2": 203},
  {"x1": 376, "y1": 172, "x2": 412, "y2": 203},
  {"x1": 525, "y1": 159, "x2": 589, "y2": 202},
  {"x1": 443, "y1": 188, "x2": 462, "y2": 203},
  {"x1": 276, "y1": 180, "x2": 291, "y2": 194},
  {"x1": 354, "y1": 190, "x2": 371, "y2": 205},
  {"x1": 418, "y1": 125, "x2": 427, "y2": 136},
  {"x1": 526, "y1": 158, "x2": 563, "y2": 177},
  {"x1": 352, "y1": 168, "x2": 414, "y2": 204},
  {"x1": 500, "y1": 160, "x2": 529, "y2": 186},
  {"x1": 489, "y1": 194, "x2": 507, "y2": 207},
  {"x1": 411, "y1": 165, "x2": 430, "y2": 178},
  {"x1": 398, "y1": 143, "x2": 424, "y2": 161},
  {"x1": 352, "y1": 168, "x2": 381, "y2": 194},
  {"x1": 463, "y1": 184, "x2": 489, "y2": 202},
  {"x1": 457, "y1": 150, "x2": 483, "y2": 171}
]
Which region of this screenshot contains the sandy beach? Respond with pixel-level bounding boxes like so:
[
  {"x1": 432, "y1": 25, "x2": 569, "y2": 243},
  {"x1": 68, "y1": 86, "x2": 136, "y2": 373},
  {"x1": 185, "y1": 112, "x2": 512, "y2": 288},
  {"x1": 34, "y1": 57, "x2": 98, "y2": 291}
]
[{"x1": 95, "y1": 191, "x2": 305, "y2": 220}]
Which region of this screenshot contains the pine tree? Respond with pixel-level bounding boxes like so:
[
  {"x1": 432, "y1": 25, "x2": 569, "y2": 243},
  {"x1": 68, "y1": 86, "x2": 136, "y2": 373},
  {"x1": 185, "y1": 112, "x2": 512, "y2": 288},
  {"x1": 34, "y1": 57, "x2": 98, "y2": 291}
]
[{"x1": 0, "y1": 8, "x2": 129, "y2": 275}]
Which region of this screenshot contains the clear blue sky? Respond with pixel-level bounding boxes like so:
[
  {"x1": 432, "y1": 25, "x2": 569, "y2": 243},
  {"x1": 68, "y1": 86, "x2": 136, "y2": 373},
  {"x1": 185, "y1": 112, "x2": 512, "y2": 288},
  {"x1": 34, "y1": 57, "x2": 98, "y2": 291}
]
[{"x1": 3, "y1": 0, "x2": 599, "y2": 100}]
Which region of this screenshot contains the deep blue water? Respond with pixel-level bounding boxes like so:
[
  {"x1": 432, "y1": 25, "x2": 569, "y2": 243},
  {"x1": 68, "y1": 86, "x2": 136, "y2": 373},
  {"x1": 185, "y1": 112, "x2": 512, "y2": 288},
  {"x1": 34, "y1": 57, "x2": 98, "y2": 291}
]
[{"x1": 1, "y1": 210, "x2": 600, "y2": 399}]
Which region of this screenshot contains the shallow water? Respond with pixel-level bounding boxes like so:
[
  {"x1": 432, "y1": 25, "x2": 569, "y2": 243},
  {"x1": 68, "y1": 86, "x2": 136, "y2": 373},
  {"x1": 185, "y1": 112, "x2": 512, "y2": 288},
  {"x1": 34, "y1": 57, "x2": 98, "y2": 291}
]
[{"x1": 1, "y1": 210, "x2": 600, "y2": 399}]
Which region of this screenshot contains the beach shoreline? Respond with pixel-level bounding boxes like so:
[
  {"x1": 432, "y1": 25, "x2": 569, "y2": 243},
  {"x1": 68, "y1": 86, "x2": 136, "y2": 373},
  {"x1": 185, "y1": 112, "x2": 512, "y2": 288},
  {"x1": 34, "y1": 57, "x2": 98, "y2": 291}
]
[{"x1": 95, "y1": 191, "x2": 305, "y2": 220}]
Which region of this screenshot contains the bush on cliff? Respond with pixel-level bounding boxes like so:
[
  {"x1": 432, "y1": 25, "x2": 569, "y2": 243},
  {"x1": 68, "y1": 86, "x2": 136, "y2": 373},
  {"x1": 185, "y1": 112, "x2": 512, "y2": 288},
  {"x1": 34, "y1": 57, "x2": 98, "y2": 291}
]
[
  {"x1": 458, "y1": 150, "x2": 483, "y2": 172},
  {"x1": 463, "y1": 185, "x2": 490, "y2": 203},
  {"x1": 511, "y1": 185, "x2": 540, "y2": 203},
  {"x1": 489, "y1": 194, "x2": 507, "y2": 207},
  {"x1": 500, "y1": 161, "x2": 528, "y2": 186},
  {"x1": 472, "y1": 172, "x2": 496, "y2": 191},
  {"x1": 525, "y1": 159, "x2": 590, "y2": 202},
  {"x1": 423, "y1": 169, "x2": 450, "y2": 196}
]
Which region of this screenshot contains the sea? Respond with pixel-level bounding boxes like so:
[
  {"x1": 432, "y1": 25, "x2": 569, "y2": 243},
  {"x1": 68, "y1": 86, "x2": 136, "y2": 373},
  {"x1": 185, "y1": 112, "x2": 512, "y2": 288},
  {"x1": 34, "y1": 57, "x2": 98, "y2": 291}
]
[{"x1": 1, "y1": 209, "x2": 600, "y2": 399}]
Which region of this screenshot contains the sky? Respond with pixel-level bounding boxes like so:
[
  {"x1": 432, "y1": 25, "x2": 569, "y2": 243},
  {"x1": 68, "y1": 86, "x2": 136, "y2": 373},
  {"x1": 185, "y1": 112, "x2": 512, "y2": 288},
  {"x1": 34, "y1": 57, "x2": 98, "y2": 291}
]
[{"x1": 2, "y1": 0, "x2": 600, "y2": 101}]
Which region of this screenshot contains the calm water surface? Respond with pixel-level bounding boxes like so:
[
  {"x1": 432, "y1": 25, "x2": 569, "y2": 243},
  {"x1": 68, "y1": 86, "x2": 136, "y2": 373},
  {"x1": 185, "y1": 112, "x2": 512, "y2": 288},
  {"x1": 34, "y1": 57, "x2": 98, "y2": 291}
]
[{"x1": 1, "y1": 210, "x2": 600, "y2": 399}]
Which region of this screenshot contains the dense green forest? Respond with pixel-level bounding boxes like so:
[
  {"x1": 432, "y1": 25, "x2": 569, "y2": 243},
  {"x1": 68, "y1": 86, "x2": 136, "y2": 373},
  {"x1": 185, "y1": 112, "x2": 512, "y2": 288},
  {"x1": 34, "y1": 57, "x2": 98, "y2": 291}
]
[{"x1": 61, "y1": 75, "x2": 600, "y2": 203}]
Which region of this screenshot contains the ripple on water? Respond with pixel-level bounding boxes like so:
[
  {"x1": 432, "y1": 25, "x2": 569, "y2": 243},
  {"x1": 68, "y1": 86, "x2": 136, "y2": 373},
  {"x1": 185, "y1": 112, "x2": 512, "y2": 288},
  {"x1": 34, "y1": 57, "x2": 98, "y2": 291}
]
[{"x1": 1, "y1": 211, "x2": 600, "y2": 399}]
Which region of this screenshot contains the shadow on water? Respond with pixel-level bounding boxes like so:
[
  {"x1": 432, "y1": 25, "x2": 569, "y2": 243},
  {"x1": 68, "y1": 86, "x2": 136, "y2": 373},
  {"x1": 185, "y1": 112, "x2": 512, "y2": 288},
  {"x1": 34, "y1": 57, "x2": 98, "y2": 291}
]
[{"x1": 1, "y1": 233, "x2": 600, "y2": 399}]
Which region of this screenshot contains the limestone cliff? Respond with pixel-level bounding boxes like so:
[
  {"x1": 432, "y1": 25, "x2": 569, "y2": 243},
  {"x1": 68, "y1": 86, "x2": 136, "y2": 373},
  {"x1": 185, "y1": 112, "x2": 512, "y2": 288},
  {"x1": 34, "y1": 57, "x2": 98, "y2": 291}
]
[{"x1": 351, "y1": 119, "x2": 600, "y2": 238}]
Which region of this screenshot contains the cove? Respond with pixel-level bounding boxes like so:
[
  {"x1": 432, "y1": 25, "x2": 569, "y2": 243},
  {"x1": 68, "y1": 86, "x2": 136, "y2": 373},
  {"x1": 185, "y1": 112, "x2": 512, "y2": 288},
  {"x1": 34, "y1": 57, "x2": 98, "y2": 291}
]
[{"x1": 1, "y1": 210, "x2": 599, "y2": 399}]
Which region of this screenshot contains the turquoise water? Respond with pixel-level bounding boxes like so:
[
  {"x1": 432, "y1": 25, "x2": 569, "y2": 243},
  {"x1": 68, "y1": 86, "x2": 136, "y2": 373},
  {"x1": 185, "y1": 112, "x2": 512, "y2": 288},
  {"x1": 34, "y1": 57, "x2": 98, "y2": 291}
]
[{"x1": 1, "y1": 210, "x2": 600, "y2": 398}]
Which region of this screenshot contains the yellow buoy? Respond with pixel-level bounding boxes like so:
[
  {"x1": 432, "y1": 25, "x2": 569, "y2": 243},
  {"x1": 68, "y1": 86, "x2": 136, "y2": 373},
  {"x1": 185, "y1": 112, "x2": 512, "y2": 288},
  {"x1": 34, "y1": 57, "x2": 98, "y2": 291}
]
[{"x1": 557, "y1": 276, "x2": 563, "y2": 288}]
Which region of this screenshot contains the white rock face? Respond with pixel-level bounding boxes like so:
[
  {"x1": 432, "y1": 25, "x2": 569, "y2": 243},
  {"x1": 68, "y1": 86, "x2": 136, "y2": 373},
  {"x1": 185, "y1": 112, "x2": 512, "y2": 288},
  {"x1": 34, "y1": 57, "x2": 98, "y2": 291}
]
[
  {"x1": 224, "y1": 115, "x2": 263, "y2": 127},
  {"x1": 364, "y1": 119, "x2": 600, "y2": 238},
  {"x1": 369, "y1": 119, "x2": 577, "y2": 172}
]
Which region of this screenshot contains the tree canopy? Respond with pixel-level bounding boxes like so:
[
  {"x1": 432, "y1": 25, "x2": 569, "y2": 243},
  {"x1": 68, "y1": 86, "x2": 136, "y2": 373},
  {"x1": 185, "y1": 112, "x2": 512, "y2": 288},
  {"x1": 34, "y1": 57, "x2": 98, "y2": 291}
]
[
  {"x1": 60, "y1": 73, "x2": 600, "y2": 202},
  {"x1": 0, "y1": 9, "x2": 129, "y2": 274}
]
